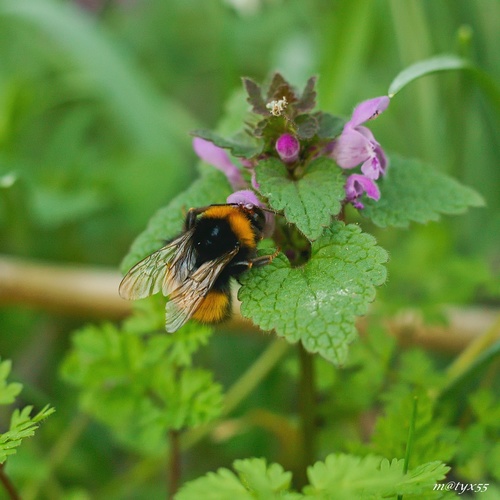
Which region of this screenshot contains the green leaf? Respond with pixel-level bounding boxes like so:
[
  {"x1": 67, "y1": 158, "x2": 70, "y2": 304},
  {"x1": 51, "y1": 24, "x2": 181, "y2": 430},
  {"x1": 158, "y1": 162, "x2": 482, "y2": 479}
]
[
  {"x1": 61, "y1": 319, "x2": 222, "y2": 454},
  {"x1": 0, "y1": 405, "x2": 55, "y2": 464},
  {"x1": 120, "y1": 169, "x2": 232, "y2": 274},
  {"x1": 304, "y1": 454, "x2": 402, "y2": 499},
  {"x1": 295, "y1": 114, "x2": 319, "y2": 140},
  {"x1": 363, "y1": 155, "x2": 484, "y2": 228},
  {"x1": 175, "y1": 458, "x2": 298, "y2": 500},
  {"x1": 316, "y1": 112, "x2": 345, "y2": 139},
  {"x1": 0, "y1": 360, "x2": 22, "y2": 405},
  {"x1": 256, "y1": 157, "x2": 346, "y2": 241},
  {"x1": 394, "y1": 460, "x2": 451, "y2": 496},
  {"x1": 304, "y1": 454, "x2": 450, "y2": 499},
  {"x1": 239, "y1": 222, "x2": 388, "y2": 365},
  {"x1": 233, "y1": 459, "x2": 293, "y2": 498},
  {"x1": 192, "y1": 129, "x2": 263, "y2": 159},
  {"x1": 388, "y1": 54, "x2": 471, "y2": 97}
]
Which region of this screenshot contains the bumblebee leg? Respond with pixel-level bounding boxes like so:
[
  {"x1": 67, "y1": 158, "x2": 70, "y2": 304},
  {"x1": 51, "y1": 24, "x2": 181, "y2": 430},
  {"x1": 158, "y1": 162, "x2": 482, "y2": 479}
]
[
  {"x1": 184, "y1": 206, "x2": 213, "y2": 230},
  {"x1": 249, "y1": 247, "x2": 280, "y2": 269},
  {"x1": 232, "y1": 248, "x2": 280, "y2": 271}
]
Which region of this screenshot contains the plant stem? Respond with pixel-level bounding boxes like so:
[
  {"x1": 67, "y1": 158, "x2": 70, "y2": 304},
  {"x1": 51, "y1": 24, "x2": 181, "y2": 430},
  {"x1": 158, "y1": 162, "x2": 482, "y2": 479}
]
[
  {"x1": 181, "y1": 338, "x2": 289, "y2": 450},
  {"x1": 0, "y1": 464, "x2": 20, "y2": 500},
  {"x1": 297, "y1": 343, "x2": 316, "y2": 489},
  {"x1": 398, "y1": 395, "x2": 418, "y2": 500},
  {"x1": 168, "y1": 430, "x2": 181, "y2": 499}
]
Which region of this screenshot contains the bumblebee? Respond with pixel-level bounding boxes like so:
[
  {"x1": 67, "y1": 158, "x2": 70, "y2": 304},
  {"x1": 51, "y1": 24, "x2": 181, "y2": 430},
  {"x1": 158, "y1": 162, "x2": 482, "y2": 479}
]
[{"x1": 119, "y1": 203, "x2": 277, "y2": 332}]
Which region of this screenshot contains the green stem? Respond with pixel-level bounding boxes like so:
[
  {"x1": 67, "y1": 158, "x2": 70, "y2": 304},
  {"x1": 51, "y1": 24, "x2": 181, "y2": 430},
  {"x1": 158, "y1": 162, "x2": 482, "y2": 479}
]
[
  {"x1": 444, "y1": 314, "x2": 500, "y2": 386},
  {"x1": 398, "y1": 396, "x2": 418, "y2": 500},
  {"x1": 181, "y1": 338, "x2": 290, "y2": 450},
  {"x1": 296, "y1": 343, "x2": 316, "y2": 489}
]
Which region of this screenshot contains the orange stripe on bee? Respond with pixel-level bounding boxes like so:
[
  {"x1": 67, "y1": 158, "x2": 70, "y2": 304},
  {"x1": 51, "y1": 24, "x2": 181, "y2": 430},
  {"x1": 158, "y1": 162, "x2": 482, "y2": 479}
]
[
  {"x1": 192, "y1": 290, "x2": 231, "y2": 324},
  {"x1": 202, "y1": 206, "x2": 256, "y2": 248}
]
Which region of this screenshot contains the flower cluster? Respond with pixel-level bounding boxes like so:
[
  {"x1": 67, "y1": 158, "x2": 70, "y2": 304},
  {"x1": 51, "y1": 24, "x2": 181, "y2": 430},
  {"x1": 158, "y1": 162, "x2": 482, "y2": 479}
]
[
  {"x1": 330, "y1": 96, "x2": 390, "y2": 208},
  {"x1": 192, "y1": 75, "x2": 390, "y2": 229}
]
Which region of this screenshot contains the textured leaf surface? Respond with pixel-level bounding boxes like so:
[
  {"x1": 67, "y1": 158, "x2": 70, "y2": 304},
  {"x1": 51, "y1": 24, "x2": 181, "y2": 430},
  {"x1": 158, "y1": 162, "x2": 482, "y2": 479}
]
[
  {"x1": 304, "y1": 454, "x2": 402, "y2": 499},
  {"x1": 239, "y1": 222, "x2": 388, "y2": 365},
  {"x1": 175, "y1": 458, "x2": 297, "y2": 500},
  {"x1": 121, "y1": 169, "x2": 232, "y2": 273},
  {"x1": 176, "y1": 453, "x2": 450, "y2": 499},
  {"x1": 393, "y1": 460, "x2": 450, "y2": 496},
  {"x1": 256, "y1": 157, "x2": 346, "y2": 241},
  {"x1": 363, "y1": 155, "x2": 484, "y2": 228}
]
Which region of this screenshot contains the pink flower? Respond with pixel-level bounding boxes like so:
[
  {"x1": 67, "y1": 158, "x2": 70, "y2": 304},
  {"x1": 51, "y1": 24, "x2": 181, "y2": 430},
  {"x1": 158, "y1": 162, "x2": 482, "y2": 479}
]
[
  {"x1": 227, "y1": 190, "x2": 275, "y2": 237},
  {"x1": 345, "y1": 174, "x2": 380, "y2": 209},
  {"x1": 331, "y1": 96, "x2": 389, "y2": 180},
  {"x1": 192, "y1": 138, "x2": 246, "y2": 190},
  {"x1": 275, "y1": 134, "x2": 300, "y2": 163}
]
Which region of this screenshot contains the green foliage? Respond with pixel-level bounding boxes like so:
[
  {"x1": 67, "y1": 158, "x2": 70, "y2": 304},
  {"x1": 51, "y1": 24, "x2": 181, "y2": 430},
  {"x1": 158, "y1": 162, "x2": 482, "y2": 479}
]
[
  {"x1": 0, "y1": 0, "x2": 499, "y2": 497},
  {"x1": 256, "y1": 157, "x2": 346, "y2": 241},
  {"x1": 176, "y1": 458, "x2": 296, "y2": 500},
  {"x1": 0, "y1": 360, "x2": 22, "y2": 405},
  {"x1": 61, "y1": 305, "x2": 222, "y2": 454},
  {"x1": 388, "y1": 55, "x2": 471, "y2": 97},
  {"x1": 0, "y1": 359, "x2": 54, "y2": 464},
  {"x1": 363, "y1": 156, "x2": 484, "y2": 228},
  {"x1": 176, "y1": 454, "x2": 450, "y2": 499},
  {"x1": 453, "y1": 388, "x2": 500, "y2": 482},
  {"x1": 240, "y1": 222, "x2": 388, "y2": 365},
  {"x1": 0, "y1": 405, "x2": 55, "y2": 464},
  {"x1": 369, "y1": 350, "x2": 458, "y2": 465},
  {"x1": 378, "y1": 222, "x2": 495, "y2": 319}
]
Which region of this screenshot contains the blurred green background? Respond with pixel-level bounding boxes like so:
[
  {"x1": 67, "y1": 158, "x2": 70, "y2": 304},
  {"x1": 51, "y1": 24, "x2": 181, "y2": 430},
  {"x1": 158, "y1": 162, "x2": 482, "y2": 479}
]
[{"x1": 0, "y1": 0, "x2": 499, "y2": 497}]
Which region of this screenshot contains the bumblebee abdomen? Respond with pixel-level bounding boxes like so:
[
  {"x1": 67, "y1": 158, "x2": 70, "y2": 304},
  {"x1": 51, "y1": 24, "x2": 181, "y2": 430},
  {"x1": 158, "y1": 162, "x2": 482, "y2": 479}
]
[{"x1": 192, "y1": 288, "x2": 231, "y2": 324}]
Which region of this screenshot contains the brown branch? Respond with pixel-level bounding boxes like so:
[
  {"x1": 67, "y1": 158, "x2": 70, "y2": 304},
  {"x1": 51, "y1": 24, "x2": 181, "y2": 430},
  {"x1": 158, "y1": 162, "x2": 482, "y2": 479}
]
[
  {"x1": 0, "y1": 254, "x2": 131, "y2": 319},
  {"x1": 0, "y1": 254, "x2": 498, "y2": 352},
  {"x1": 0, "y1": 464, "x2": 20, "y2": 500}
]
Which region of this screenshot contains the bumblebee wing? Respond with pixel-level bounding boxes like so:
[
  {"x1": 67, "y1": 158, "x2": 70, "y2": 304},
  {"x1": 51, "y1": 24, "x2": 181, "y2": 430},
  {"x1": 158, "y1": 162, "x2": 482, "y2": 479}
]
[
  {"x1": 119, "y1": 230, "x2": 195, "y2": 300},
  {"x1": 165, "y1": 246, "x2": 239, "y2": 332}
]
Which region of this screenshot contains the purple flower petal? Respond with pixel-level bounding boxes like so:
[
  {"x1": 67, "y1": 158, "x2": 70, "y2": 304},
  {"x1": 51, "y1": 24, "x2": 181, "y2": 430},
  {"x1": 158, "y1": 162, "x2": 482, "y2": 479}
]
[
  {"x1": 345, "y1": 174, "x2": 380, "y2": 207},
  {"x1": 226, "y1": 190, "x2": 275, "y2": 237},
  {"x1": 192, "y1": 137, "x2": 245, "y2": 189},
  {"x1": 374, "y1": 143, "x2": 388, "y2": 176},
  {"x1": 226, "y1": 189, "x2": 261, "y2": 206},
  {"x1": 361, "y1": 156, "x2": 381, "y2": 180},
  {"x1": 347, "y1": 96, "x2": 390, "y2": 129},
  {"x1": 331, "y1": 128, "x2": 372, "y2": 169}
]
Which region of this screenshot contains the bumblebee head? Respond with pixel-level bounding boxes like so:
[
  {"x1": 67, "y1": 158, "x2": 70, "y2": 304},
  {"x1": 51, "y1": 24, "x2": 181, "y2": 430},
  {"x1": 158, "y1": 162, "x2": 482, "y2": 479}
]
[{"x1": 238, "y1": 204, "x2": 266, "y2": 237}]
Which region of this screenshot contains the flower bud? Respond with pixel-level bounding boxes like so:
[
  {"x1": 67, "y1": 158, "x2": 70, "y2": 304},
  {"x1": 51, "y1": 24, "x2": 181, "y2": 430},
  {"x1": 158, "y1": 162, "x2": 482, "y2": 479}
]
[{"x1": 275, "y1": 134, "x2": 300, "y2": 163}]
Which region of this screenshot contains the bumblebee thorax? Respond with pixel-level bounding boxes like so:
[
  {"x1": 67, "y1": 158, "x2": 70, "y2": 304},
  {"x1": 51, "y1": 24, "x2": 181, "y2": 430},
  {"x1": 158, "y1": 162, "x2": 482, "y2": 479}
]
[{"x1": 194, "y1": 218, "x2": 238, "y2": 261}]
